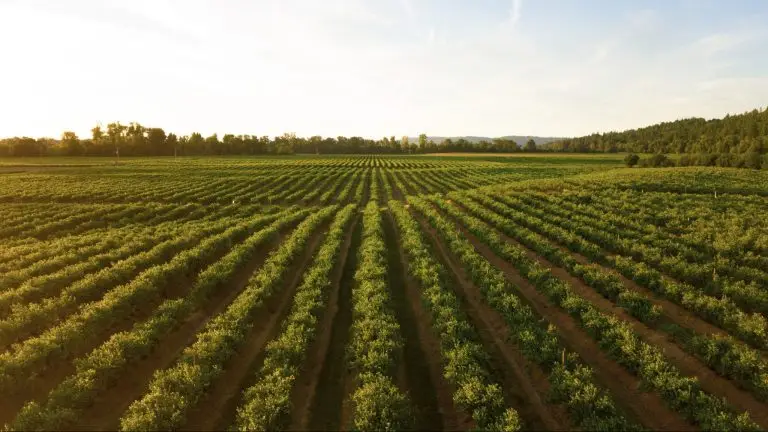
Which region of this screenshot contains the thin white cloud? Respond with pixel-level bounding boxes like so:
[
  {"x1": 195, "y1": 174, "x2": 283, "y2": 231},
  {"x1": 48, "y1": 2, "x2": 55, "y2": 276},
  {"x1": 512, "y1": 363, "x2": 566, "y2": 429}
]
[
  {"x1": 508, "y1": 0, "x2": 522, "y2": 27},
  {"x1": 0, "y1": 0, "x2": 766, "y2": 139},
  {"x1": 691, "y1": 31, "x2": 757, "y2": 56}
]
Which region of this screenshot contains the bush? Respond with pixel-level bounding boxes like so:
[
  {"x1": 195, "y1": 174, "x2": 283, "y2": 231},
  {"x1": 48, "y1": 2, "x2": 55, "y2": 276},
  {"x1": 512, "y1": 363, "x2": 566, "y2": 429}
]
[
  {"x1": 624, "y1": 154, "x2": 640, "y2": 167},
  {"x1": 640, "y1": 154, "x2": 674, "y2": 168}
]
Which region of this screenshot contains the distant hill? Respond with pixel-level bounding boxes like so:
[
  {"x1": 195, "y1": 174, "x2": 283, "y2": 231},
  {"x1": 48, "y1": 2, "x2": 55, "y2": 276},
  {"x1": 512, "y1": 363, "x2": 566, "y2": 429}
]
[
  {"x1": 408, "y1": 136, "x2": 563, "y2": 146},
  {"x1": 543, "y1": 107, "x2": 768, "y2": 153}
]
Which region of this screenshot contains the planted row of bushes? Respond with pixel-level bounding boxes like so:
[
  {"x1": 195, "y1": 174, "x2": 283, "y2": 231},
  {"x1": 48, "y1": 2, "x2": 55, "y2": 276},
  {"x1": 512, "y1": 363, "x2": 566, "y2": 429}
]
[
  {"x1": 234, "y1": 204, "x2": 356, "y2": 430},
  {"x1": 487, "y1": 192, "x2": 768, "y2": 349},
  {"x1": 8, "y1": 209, "x2": 309, "y2": 430},
  {"x1": 432, "y1": 194, "x2": 759, "y2": 430},
  {"x1": 0, "y1": 211, "x2": 289, "y2": 395},
  {"x1": 408, "y1": 196, "x2": 639, "y2": 431},
  {"x1": 118, "y1": 206, "x2": 337, "y2": 430},
  {"x1": 389, "y1": 200, "x2": 521, "y2": 431},
  {"x1": 450, "y1": 193, "x2": 768, "y2": 402},
  {"x1": 515, "y1": 192, "x2": 768, "y2": 293},
  {"x1": 336, "y1": 169, "x2": 360, "y2": 203},
  {"x1": 347, "y1": 202, "x2": 411, "y2": 431}
]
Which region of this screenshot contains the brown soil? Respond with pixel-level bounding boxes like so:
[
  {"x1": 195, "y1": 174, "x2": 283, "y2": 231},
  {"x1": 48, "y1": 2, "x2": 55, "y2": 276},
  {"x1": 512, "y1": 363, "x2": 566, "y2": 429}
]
[
  {"x1": 383, "y1": 212, "x2": 467, "y2": 430},
  {"x1": 479, "y1": 225, "x2": 768, "y2": 428},
  {"x1": 412, "y1": 213, "x2": 570, "y2": 431},
  {"x1": 561, "y1": 243, "x2": 736, "y2": 340},
  {"x1": 342, "y1": 173, "x2": 362, "y2": 204},
  {"x1": 306, "y1": 217, "x2": 362, "y2": 431},
  {"x1": 74, "y1": 229, "x2": 294, "y2": 430},
  {"x1": 508, "y1": 199, "x2": 768, "y2": 337},
  {"x1": 0, "y1": 267, "x2": 200, "y2": 426},
  {"x1": 181, "y1": 223, "x2": 330, "y2": 431},
  {"x1": 442, "y1": 217, "x2": 697, "y2": 431},
  {"x1": 361, "y1": 169, "x2": 372, "y2": 204},
  {"x1": 387, "y1": 170, "x2": 405, "y2": 201},
  {"x1": 391, "y1": 171, "x2": 413, "y2": 197},
  {"x1": 289, "y1": 213, "x2": 358, "y2": 430},
  {"x1": 375, "y1": 170, "x2": 388, "y2": 204}
]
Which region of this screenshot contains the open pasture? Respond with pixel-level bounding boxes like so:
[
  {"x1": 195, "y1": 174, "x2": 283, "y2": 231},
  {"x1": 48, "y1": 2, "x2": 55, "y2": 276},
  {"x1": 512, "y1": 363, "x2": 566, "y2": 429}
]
[{"x1": 1, "y1": 155, "x2": 767, "y2": 431}]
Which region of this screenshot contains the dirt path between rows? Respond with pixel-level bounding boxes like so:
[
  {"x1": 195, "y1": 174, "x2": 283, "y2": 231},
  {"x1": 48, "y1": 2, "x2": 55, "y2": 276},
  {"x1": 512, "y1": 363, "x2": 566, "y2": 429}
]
[
  {"x1": 458, "y1": 197, "x2": 768, "y2": 351},
  {"x1": 451, "y1": 221, "x2": 697, "y2": 431},
  {"x1": 306, "y1": 217, "x2": 362, "y2": 431},
  {"x1": 0, "y1": 226, "x2": 250, "y2": 426},
  {"x1": 387, "y1": 171, "x2": 405, "y2": 201},
  {"x1": 421, "y1": 200, "x2": 701, "y2": 431},
  {"x1": 75, "y1": 227, "x2": 299, "y2": 430},
  {"x1": 289, "y1": 213, "x2": 359, "y2": 430},
  {"x1": 181, "y1": 223, "x2": 330, "y2": 431},
  {"x1": 481, "y1": 221, "x2": 768, "y2": 427},
  {"x1": 383, "y1": 211, "x2": 465, "y2": 431},
  {"x1": 412, "y1": 212, "x2": 569, "y2": 431},
  {"x1": 505, "y1": 198, "x2": 768, "y2": 339}
]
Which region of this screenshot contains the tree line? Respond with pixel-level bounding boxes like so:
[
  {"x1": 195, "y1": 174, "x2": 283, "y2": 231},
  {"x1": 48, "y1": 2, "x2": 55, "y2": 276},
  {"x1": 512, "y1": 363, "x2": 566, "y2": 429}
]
[
  {"x1": 4, "y1": 106, "x2": 765, "y2": 157},
  {"x1": 545, "y1": 107, "x2": 768, "y2": 154},
  {"x1": 0, "y1": 122, "x2": 538, "y2": 157}
]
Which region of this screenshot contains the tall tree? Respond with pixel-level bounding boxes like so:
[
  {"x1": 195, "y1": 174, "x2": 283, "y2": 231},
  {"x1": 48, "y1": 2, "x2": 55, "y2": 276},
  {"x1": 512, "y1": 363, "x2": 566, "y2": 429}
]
[
  {"x1": 61, "y1": 131, "x2": 82, "y2": 156},
  {"x1": 166, "y1": 133, "x2": 178, "y2": 157},
  {"x1": 418, "y1": 133, "x2": 428, "y2": 149},
  {"x1": 146, "y1": 128, "x2": 167, "y2": 155}
]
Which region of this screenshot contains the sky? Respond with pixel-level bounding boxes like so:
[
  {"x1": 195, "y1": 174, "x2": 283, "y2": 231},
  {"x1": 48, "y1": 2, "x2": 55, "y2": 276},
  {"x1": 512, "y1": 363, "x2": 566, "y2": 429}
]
[{"x1": 1, "y1": 0, "x2": 767, "y2": 139}]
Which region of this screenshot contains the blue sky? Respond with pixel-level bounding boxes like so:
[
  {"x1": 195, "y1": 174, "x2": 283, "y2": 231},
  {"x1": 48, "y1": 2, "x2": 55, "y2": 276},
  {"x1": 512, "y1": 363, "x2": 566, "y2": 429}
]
[{"x1": 1, "y1": 0, "x2": 766, "y2": 139}]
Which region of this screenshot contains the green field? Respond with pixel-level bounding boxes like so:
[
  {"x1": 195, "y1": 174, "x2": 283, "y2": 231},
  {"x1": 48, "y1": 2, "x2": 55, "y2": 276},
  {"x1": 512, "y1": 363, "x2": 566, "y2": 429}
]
[{"x1": 1, "y1": 155, "x2": 767, "y2": 431}]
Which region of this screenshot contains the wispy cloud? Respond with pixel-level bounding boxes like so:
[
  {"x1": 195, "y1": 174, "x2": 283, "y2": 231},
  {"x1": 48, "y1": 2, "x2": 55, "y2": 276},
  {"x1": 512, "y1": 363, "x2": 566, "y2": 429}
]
[
  {"x1": 691, "y1": 31, "x2": 757, "y2": 56},
  {"x1": 1, "y1": 0, "x2": 767, "y2": 139},
  {"x1": 508, "y1": 0, "x2": 522, "y2": 27}
]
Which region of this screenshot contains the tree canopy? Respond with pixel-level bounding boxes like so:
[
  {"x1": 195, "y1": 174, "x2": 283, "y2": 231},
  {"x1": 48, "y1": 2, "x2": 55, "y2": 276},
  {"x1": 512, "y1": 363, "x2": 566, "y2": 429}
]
[{"x1": 544, "y1": 107, "x2": 768, "y2": 154}]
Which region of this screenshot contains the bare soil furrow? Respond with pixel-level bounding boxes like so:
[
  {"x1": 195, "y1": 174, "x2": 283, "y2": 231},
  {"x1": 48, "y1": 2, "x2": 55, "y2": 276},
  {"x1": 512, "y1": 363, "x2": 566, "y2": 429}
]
[{"x1": 413, "y1": 212, "x2": 570, "y2": 431}]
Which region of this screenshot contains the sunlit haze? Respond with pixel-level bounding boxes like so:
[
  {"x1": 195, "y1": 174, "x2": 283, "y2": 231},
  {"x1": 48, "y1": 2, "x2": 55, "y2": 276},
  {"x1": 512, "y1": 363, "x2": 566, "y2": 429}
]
[{"x1": 1, "y1": 0, "x2": 767, "y2": 139}]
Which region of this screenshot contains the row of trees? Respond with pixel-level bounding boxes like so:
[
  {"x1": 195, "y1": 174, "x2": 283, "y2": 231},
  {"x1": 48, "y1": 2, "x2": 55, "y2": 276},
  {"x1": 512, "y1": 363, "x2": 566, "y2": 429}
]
[
  {"x1": 624, "y1": 152, "x2": 767, "y2": 169},
  {"x1": 9, "y1": 106, "x2": 765, "y2": 157},
  {"x1": 0, "y1": 123, "x2": 539, "y2": 157},
  {"x1": 545, "y1": 107, "x2": 768, "y2": 154}
]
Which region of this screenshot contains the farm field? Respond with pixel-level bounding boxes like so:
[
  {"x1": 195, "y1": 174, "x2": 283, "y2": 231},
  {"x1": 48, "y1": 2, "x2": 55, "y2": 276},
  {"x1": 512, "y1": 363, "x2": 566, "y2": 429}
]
[{"x1": 1, "y1": 155, "x2": 767, "y2": 431}]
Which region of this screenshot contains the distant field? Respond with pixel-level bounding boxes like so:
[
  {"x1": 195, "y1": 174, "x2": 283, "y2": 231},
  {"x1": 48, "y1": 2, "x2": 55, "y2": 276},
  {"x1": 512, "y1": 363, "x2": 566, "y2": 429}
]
[
  {"x1": 1, "y1": 155, "x2": 767, "y2": 431},
  {"x1": 422, "y1": 151, "x2": 628, "y2": 158}
]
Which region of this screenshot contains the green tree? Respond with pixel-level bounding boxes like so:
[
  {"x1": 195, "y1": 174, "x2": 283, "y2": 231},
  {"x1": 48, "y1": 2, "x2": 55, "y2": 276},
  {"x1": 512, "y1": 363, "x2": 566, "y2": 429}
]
[
  {"x1": 205, "y1": 134, "x2": 220, "y2": 154},
  {"x1": 61, "y1": 131, "x2": 82, "y2": 156},
  {"x1": 418, "y1": 133, "x2": 428, "y2": 149},
  {"x1": 91, "y1": 125, "x2": 103, "y2": 142},
  {"x1": 166, "y1": 133, "x2": 179, "y2": 156},
  {"x1": 146, "y1": 128, "x2": 167, "y2": 155},
  {"x1": 525, "y1": 139, "x2": 537, "y2": 152}
]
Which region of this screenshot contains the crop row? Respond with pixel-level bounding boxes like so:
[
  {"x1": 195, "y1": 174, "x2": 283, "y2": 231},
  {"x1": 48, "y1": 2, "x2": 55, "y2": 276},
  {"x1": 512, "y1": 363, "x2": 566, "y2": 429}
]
[
  {"x1": 0, "y1": 209, "x2": 297, "y2": 395},
  {"x1": 9, "y1": 208, "x2": 311, "y2": 430},
  {"x1": 346, "y1": 202, "x2": 410, "y2": 431},
  {"x1": 233, "y1": 204, "x2": 356, "y2": 430},
  {"x1": 118, "y1": 206, "x2": 337, "y2": 430},
  {"x1": 476, "y1": 191, "x2": 768, "y2": 350},
  {"x1": 407, "y1": 197, "x2": 640, "y2": 431},
  {"x1": 388, "y1": 201, "x2": 521, "y2": 430},
  {"x1": 447, "y1": 193, "x2": 768, "y2": 403},
  {"x1": 514, "y1": 192, "x2": 768, "y2": 295},
  {"x1": 425, "y1": 194, "x2": 759, "y2": 430}
]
